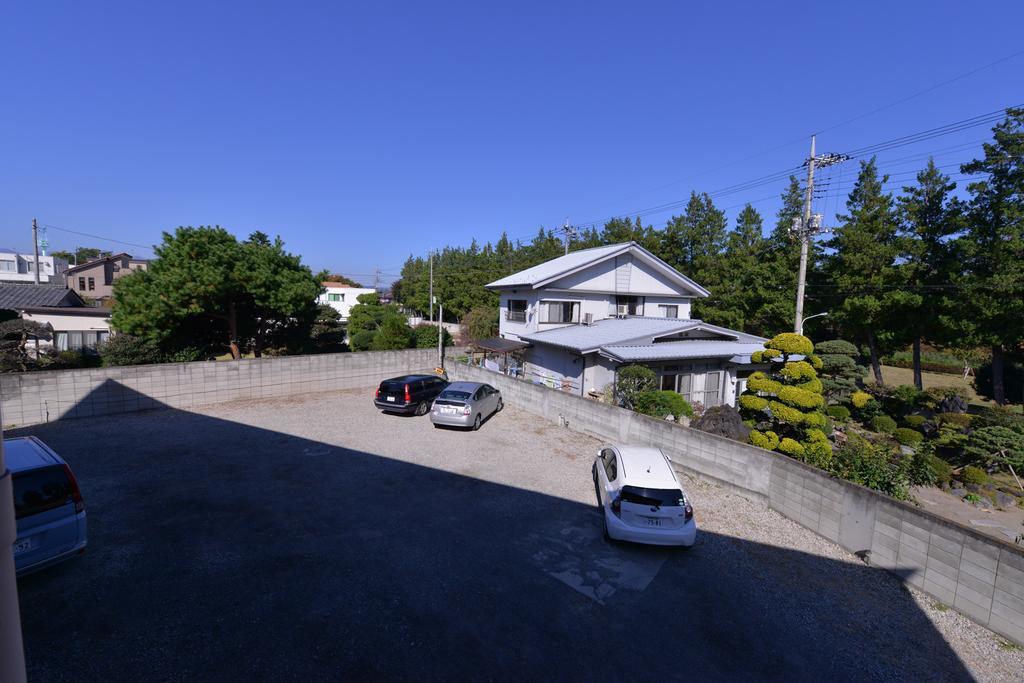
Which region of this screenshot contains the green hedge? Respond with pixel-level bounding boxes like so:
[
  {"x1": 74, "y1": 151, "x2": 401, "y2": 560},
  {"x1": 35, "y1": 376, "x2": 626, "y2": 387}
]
[
  {"x1": 894, "y1": 427, "x2": 924, "y2": 446},
  {"x1": 826, "y1": 405, "x2": 851, "y2": 421}
]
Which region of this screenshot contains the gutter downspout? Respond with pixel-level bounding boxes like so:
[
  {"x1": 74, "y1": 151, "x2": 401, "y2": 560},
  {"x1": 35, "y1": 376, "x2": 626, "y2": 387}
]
[{"x1": 0, "y1": 401, "x2": 28, "y2": 682}]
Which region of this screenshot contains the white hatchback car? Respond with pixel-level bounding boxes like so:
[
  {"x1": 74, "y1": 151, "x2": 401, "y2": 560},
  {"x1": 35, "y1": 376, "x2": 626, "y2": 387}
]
[{"x1": 592, "y1": 444, "x2": 697, "y2": 547}]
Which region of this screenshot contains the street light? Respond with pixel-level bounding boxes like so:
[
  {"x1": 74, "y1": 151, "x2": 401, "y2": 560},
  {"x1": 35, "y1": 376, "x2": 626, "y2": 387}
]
[{"x1": 798, "y1": 311, "x2": 828, "y2": 336}]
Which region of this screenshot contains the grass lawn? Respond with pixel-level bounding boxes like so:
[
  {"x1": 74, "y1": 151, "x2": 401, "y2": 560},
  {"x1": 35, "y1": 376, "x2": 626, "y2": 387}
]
[{"x1": 866, "y1": 364, "x2": 995, "y2": 407}]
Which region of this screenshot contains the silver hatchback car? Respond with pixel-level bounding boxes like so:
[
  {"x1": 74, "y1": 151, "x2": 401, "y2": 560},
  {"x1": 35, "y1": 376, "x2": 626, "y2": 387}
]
[{"x1": 430, "y1": 381, "x2": 503, "y2": 430}]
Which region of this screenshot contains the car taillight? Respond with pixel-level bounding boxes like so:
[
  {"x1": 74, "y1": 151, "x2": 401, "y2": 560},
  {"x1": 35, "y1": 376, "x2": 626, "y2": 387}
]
[
  {"x1": 404, "y1": 384, "x2": 411, "y2": 403},
  {"x1": 375, "y1": 387, "x2": 380, "y2": 399},
  {"x1": 462, "y1": 405, "x2": 471, "y2": 415},
  {"x1": 611, "y1": 496, "x2": 621, "y2": 517},
  {"x1": 684, "y1": 502, "x2": 694, "y2": 521},
  {"x1": 62, "y1": 464, "x2": 85, "y2": 514}
]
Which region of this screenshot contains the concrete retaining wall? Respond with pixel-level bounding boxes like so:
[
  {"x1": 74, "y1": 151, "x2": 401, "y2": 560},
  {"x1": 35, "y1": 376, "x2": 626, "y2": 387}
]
[
  {"x1": 449, "y1": 362, "x2": 1024, "y2": 645},
  {"x1": 1, "y1": 349, "x2": 449, "y2": 428}
]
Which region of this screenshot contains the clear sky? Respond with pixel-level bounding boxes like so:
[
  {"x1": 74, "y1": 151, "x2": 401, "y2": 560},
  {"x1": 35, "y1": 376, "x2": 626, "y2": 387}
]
[{"x1": 1, "y1": 1, "x2": 1021, "y2": 285}]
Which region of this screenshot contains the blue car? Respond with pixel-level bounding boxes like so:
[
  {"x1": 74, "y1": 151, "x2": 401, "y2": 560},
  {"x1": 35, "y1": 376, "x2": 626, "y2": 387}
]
[{"x1": 6, "y1": 437, "x2": 88, "y2": 576}]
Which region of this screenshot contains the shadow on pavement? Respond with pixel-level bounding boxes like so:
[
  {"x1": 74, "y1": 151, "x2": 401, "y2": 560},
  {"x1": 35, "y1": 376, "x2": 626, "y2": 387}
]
[{"x1": 9, "y1": 381, "x2": 971, "y2": 681}]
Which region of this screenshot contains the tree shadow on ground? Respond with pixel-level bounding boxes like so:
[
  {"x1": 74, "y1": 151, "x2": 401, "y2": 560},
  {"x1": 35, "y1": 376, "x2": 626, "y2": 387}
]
[{"x1": 9, "y1": 380, "x2": 972, "y2": 681}]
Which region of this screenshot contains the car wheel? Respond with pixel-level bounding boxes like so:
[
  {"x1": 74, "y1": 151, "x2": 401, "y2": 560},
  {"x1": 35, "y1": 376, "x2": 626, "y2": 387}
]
[
  {"x1": 496, "y1": 398, "x2": 504, "y2": 412},
  {"x1": 602, "y1": 513, "x2": 613, "y2": 542},
  {"x1": 472, "y1": 414, "x2": 482, "y2": 431},
  {"x1": 415, "y1": 401, "x2": 429, "y2": 416}
]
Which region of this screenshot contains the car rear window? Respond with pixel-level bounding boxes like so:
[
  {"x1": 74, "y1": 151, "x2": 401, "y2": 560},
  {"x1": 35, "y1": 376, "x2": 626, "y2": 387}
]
[
  {"x1": 620, "y1": 486, "x2": 684, "y2": 508},
  {"x1": 438, "y1": 390, "x2": 471, "y2": 401},
  {"x1": 12, "y1": 466, "x2": 72, "y2": 520},
  {"x1": 380, "y1": 381, "x2": 407, "y2": 393}
]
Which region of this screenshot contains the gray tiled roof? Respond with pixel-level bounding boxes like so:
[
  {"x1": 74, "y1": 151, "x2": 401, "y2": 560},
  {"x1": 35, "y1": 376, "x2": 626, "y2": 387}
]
[
  {"x1": 521, "y1": 317, "x2": 766, "y2": 353},
  {"x1": 600, "y1": 341, "x2": 768, "y2": 363},
  {"x1": 0, "y1": 284, "x2": 83, "y2": 309}
]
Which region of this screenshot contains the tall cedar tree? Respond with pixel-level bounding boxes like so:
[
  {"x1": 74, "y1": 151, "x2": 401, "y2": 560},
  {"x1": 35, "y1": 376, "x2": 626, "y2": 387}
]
[
  {"x1": 896, "y1": 159, "x2": 963, "y2": 389},
  {"x1": 756, "y1": 176, "x2": 805, "y2": 335},
  {"x1": 661, "y1": 192, "x2": 728, "y2": 306},
  {"x1": 826, "y1": 158, "x2": 900, "y2": 385},
  {"x1": 953, "y1": 108, "x2": 1024, "y2": 404},
  {"x1": 698, "y1": 204, "x2": 765, "y2": 331}
]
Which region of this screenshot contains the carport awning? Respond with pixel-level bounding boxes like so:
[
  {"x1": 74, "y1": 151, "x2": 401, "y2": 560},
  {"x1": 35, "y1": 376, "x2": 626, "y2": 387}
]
[{"x1": 473, "y1": 338, "x2": 530, "y2": 353}]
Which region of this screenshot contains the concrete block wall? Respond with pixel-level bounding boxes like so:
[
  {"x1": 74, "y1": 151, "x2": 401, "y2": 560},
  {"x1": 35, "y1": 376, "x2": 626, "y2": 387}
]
[
  {"x1": 1, "y1": 349, "x2": 449, "y2": 428},
  {"x1": 449, "y1": 362, "x2": 1024, "y2": 645}
]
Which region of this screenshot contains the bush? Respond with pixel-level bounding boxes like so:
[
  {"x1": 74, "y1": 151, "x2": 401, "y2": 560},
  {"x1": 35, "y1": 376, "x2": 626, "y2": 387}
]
[
  {"x1": 750, "y1": 430, "x2": 780, "y2": 450},
  {"x1": 634, "y1": 390, "x2": 693, "y2": 419},
  {"x1": 909, "y1": 443, "x2": 952, "y2": 487},
  {"x1": 99, "y1": 334, "x2": 163, "y2": 366},
  {"x1": 903, "y1": 415, "x2": 926, "y2": 429},
  {"x1": 770, "y1": 333, "x2": 814, "y2": 356},
  {"x1": 826, "y1": 405, "x2": 851, "y2": 421},
  {"x1": 831, "y1": 435, "x2": 910, "y2": 499},
  {"x1": 815, "y1": 339, "x2": 858, "y2": 356},
  {"x1": 778, "y1": 438, "x2": 805, "y2": 457},
  {"x1": 921, "y1": 387, "x2": 968, "y2": 414},
  {"x1": 927, "y1": 455, "x2": 953, "y2": 486},
  {"x1": 892, "y1": 384, "x2": 923, "y2": 409},
  {"x1": 960, "y1": 465, "x2": 989, "y2": 485},
  {"x1": 349, "y1": 329, "x2": 376, "y2": 352},
  {"x1": 413, "y1": 324, "x2": 453, "y2": 349},
  {"x1": 459, "y1": 306, "x2": 499, "y2": 344},
  {"x1": 894, "y1": 427, "x2": 924, "y2": 446},
  {"x1": 963, "y1": 426, "x2": 1024, "y2": 470},
  {"x1": 851, "y1": 391, "x2": 873, "y2": 409},
  {"x1": 691, "y1": 405, "x2": 750, "y2": 442},
  {"x1": 936, "y1": 412, "x2": 972, "y2": 429},
  {"x1": 616, "y1": 365, "x2": 657, "y2": 408},
  {"x1": 871, "y1": 415, "x2": 897, "y2": 434}
]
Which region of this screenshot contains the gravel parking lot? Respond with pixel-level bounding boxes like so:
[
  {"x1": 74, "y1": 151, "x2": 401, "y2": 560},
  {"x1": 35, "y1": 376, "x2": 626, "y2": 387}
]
[{"x1": 11, "y1": 388, "x2": 1024, "y2": 681}]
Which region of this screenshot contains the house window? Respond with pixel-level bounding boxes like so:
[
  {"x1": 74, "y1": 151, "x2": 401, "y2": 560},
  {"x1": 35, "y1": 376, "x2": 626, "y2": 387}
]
[
  {"x1": 540, "y1": 301, "x2": 579, "y2": 324},
  {"x1": 328, "y1": 293, "x2": 342, "y2": 302},
  {"x1": 78, "y1": 277, "x2": 86, "y2": 290},
  {"x1": 615, "y1": 295, "x2": 643, "y2": 316},
  {"x1": 88, "y1": 277, "x2": 95, "y2": 291},
  {"x1": 700, "y1": 371, "x2": 723, "y2": 407},
  {"x1": 506, "y1": 299, "x2": 527, "y2": 322},
  {"x1": 54, "y1": 332, "x2": 69, "y2": 351},
  {"x1": 68, "y1": 331, "x2": 83, "y2": 349},
  {"x1": 659, "y1": 304, "x2": 679, "y2": 318},
  {"x1": 0, "y1": 261, "x2": 14, "y2": 272}
]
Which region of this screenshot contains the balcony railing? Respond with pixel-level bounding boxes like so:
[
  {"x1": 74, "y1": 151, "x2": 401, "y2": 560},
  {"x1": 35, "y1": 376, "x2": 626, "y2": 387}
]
[{"x1": 505, "y1": 310, "x2": 527, "y2": 322}]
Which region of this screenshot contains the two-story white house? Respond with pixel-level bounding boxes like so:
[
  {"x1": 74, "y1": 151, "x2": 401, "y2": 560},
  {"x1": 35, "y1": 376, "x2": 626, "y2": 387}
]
[
  {"x1": 0, "y1": 249, "x2": 69, "y2": 284},
  {"x1": 485, "y1": 242, "x2": 767, "y2": 408},
  {"x1": 317, "y1": 282, "x2": 378, "y2": 322}
]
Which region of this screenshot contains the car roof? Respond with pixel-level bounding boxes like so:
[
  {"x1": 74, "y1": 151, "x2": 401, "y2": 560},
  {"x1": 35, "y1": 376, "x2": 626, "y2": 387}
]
[
  {"x1": 442, "y1": 381, "x2": 486, "y2": 393},
  {"x1": 612, "y1": 445, "x2": 677, "y2": 488},
  {"x1": 3, "y1": 437, "x2": 63, "y2": 474},
  {"x1": 382, "y1": 374, "x2": 438, "y2": 383}
]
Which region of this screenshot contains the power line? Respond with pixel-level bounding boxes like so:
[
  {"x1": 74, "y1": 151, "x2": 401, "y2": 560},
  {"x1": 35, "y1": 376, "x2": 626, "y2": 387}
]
[{"x1": 41, "y1": 223, "x2": 156, "y2": 252}]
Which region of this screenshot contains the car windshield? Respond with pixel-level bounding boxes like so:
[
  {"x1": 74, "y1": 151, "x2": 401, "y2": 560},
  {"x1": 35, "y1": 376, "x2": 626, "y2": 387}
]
[
  {"x1": 620, "y1": 486, "x2": 684, "y2": 508},
  {"x1": 439, "y1": 390, "x2": 471, "y2": 401}
]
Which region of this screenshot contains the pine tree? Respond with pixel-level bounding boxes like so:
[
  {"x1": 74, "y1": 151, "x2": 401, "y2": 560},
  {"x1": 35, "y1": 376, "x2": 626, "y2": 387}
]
[
  {"x1": 659, "y1": 192, "x2": 727, "y2": 285},
  {"x1": 752, "y1": 176, "x2": 804, "y2": 335},
  {"x1": 896, "y1": 159, "x2": 963, "y2": 389},
  {"x1": 952, "y1": 108, "x2": 1024, "y2": 405},
  {"x1": 825, "y1": 158, "x2": 901, "y2": 385}
]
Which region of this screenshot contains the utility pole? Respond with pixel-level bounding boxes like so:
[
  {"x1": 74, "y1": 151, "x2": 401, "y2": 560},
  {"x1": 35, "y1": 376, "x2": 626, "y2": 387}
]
[
  {"x1": 792, "y1": 136, "x2": 848, "y2": 335},
  {"x1": 0, "y1": 407, "x2": 28, "y2": 682},
  {"x1": 428, "y1": 250, "x2": 434, "y2": 324},
  {"x1": 437, "y1": 302, "x2": 444, "y2": 366},
  {"x1": 374, "y1": 267, "x2": 381, "y2": 292},
  {"x1": 559, "y1": 218, "x2": 577, "y2": 255},
  {"x1": 31, "y1": 218, "x2": 41, "y2": 284}
]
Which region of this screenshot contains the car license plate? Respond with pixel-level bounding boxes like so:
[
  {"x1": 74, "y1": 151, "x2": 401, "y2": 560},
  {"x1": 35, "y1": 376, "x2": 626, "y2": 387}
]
[
  {"x1": 386, "y1": 396, "x2": 395, "y2": 402},
  {"x1": 443, "y1": 407, "x2": 457, "y2": 414},
  {"x1": 13, "y1": 539, "x2": 33, "y2": 556},
  {"x1": 645, "y1": 518, "x2": 662, "y2": 527}
]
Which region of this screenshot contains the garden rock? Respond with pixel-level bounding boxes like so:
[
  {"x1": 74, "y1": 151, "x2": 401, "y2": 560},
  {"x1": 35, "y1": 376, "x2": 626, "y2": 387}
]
[
  {"x1": 995, "y1": 492, "x2": 1017, "y2": 509},
  {"x1": 899, "y1": 445, "x2": 914, "y2": 456},
  {"x1": 691, "y1": 405, "x2": 750, "y2": 443},
  {"x1": 950, "y1": 487, "x2": 967, "y2": 499},
  {"x1": 938, "y1": 394, "x2": 968, "y2": 414}
]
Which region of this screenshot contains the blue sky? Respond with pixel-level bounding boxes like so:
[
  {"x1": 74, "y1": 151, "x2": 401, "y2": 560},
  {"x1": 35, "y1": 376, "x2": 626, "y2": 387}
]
[{"x1": 1, "y1": 1, "x2": 1021, "y2": 285}]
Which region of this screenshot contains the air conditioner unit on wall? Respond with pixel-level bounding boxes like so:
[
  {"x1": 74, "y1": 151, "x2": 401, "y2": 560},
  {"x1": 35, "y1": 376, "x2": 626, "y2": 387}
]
[
  {"x1": 616, "y1": 305, "x2": 628, "y2": 318},
  {"x1": 582, "y1": 312, "x2": 593, "y2": 325}
]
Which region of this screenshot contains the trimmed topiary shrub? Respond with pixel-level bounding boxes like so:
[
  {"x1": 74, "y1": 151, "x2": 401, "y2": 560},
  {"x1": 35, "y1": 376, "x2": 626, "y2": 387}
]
[
  {"x1": 749, "y1": 430, "x2": 780, "y2": 450},
  {"x1": 770, "y1": 333, "x2": 814, "y2": 356},
  {"x1": 936, "y1": 412, "x2": 972, "y2": 429},
  {"x1": 960, "y1": 465, "x2": 989, "y2": 485},
  {"x1": 871, "y1": 415, "x2": 897, "y2": 434},
  {"x1": 778, "y1": 438, "x2": 805, "y2": 457},
  {"x1": 894, "y1": 427, "x2": 924, "y2": 446},
  {"x1": 826, "y1": 405, "x2": 851, "y2": 421},
  {"x1": 739, "y1": 394, "x2": 769, "y2": 411}
]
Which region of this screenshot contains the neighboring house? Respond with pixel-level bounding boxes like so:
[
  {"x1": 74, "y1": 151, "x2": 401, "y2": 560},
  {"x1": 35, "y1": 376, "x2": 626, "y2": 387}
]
[
  {"x1": 317, "y1": 282, "x2": 378, "y2": 321},
  {"x1": 64, "y1": 253, "x2": 149, "y2": 303},
  {"x1": 0, "y1": 249, "x2": 69, "y2": 284},
  {"x1": 0, "y1": 284, "x2": 112, "y2": 352},
  {"x1": 485, "y1": 242, "x2": 768, "y2": 407}
]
